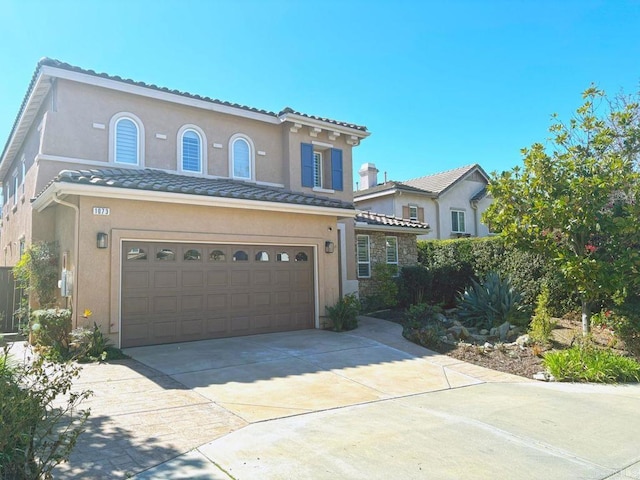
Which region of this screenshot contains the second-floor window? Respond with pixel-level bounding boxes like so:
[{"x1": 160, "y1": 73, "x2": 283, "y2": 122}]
[
  {"x1": 12, "y1": 171, "x2": 19, "y2": 206},
  {"x1": 115, "y1": 118, "x2": 139, "y2": 165},
  {"x1": 409, "y1": 205, "x2": 418, "y2": 221},
  {"x1": 231, "y1": 136, "x2": 252, "y2": 180},
  {"x1": 301, "y1": 143, "x2": 343, "y2": 191},
  {"x1": 181, "y1": 129, "x2": 202, "y2": 173},
  {"x1": 452, "y1": 210, "x2": 466, "y2": 233}
]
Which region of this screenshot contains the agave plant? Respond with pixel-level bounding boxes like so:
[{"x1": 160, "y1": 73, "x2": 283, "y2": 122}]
[{"x1": 457, "y1": 271, "x2": 528, "y2": 330}]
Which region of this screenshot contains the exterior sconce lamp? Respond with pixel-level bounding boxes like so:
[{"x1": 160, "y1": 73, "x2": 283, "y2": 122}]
[
  {"x1": 97, "y1": 232, "x2": 108, "y2": 249},
  {"x1": 325, "y1": 241, "x2": 335, "y2": 254}
]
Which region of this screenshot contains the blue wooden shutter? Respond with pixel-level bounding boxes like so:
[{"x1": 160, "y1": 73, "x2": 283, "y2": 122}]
[
  {"x1": 301, "y1": 143, "x2": 314, "y2": 187},
  {"x1": 331, "y1": 148, "x2": 343, "y2": 191}
]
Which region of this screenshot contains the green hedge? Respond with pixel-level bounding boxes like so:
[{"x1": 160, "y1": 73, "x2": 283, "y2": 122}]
[{"x1": 408, "y1": 237, "x2": 574, "y2": 313}]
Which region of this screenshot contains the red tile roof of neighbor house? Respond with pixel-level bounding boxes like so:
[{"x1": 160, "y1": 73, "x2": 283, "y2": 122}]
[
  {"x1": 355, "y1": 211, "x2": 430, "y2": 230},
  {"x1": 37, "y1": 167, "x2": 355, "y2": 210}
]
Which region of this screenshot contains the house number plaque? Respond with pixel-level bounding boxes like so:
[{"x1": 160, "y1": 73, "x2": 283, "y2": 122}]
[{"x1": 93, "y1": 207, "x2": 110, "y2": 216}]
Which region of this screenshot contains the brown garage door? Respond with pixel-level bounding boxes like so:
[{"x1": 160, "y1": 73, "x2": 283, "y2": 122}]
[{"x1": 121, "y1": 242, "x2": 315, "y2": 347}]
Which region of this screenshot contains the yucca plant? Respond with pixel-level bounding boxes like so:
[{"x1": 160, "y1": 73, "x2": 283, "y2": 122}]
[{"x1": 457, "y1": 271, "x2": 528, "y2": 330}]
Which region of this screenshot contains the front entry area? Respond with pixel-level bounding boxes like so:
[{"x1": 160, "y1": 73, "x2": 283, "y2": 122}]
[{"x1": 121, "y1": 242, "x2": 315, "y2": 347}]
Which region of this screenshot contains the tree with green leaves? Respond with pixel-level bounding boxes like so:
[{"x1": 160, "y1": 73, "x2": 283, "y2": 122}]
[{"x1": 484, "y1": 86, "x2": 640, "y2": 335}]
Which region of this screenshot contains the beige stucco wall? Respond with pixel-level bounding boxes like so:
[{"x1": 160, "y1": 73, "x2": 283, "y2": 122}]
[
  {"x1": 45, "y1": 194, "x2": 343, "y2": 346},
  {"x1": 437, "y1": 178, "x2": 488, "y2": 238}
]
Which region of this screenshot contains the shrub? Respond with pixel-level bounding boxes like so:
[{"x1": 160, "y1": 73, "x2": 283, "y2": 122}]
[
  {"x1": 404, "y1": 303, "x2": 443, "y2": 329},
  {"x1": 529, "y1": 284, "x2": 557, "y2": 345},
  {"x1": 417, "y1": 236, "x2": 575, "y2": 316},
  {"x1": 396, "y1": 265, "x2": 432, "y2": 307},
  {"x1": 373, "y1": 264, "x2": 399, "y2": 308},
  {"x1": 13, "y1": 242, "x2": 59, "y2": 308},
  {"x1": 30, "y1": 309, "x2": 73, "y2": 361},
  {"x1": 0, "y1": 346, "x2": 91, "y2": 478},
  {"x1": 70, "y1": 323, "x2": 114, "y2": 362},
  {"x1": 326, "y1": 294, "x2": 360, "y2": 332},
  {"x1": 543, "y1": 345, "x2": 640, "y2": 383},
  {"x1": 457, "y1": 271, "x2": 529, "y2": 330}
]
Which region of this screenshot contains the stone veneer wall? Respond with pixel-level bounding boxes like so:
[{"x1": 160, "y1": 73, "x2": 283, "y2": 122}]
[{"x1": 357, "y1": 230, "x2": 418, "y2": 299}]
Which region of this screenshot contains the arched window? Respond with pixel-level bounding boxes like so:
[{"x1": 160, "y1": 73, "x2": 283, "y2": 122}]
[
  {"x1": 115, "y1": 118, "x2": 138, "y2": 164},
  {"x1": 229, "y1": 134, "x2": 254, "y2": 180},
  {"x1": 109, "y1": 113, "x2": 144, "y2": 166},
  {"x1": 182, "y1": 130, "x2": 201, "y2": 172},
  {"x1": 178, "y1": 125, "x2": 207, "y2": 173}
]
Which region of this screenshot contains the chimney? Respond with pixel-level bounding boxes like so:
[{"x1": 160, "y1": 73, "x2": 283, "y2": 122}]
[{"x1": 358, "y1": 163, "x2": 379, "y2": 190}]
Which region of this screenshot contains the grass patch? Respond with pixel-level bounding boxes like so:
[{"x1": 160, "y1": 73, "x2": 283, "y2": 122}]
[{"x1": 543, "y1": 345, "x2": 640, "y2": 383}]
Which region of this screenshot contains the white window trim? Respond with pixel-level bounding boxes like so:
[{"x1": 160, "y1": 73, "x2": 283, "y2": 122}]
[
  {"x1": 109, "y1": 112, "x2": 145, "y2": 166},
  {"x1": 177, "y1": 124, "x2": 207, "y2": 174},
  {"x1": 386, "y1": 236, "x2": 399, "y2": 275},
  {"x1": 357, "y1": 234, "x2": 371, "y2": 279},
  {"x1": 451, "y1": 209, "x2": 466, "y2": 233},
  {"x1": 313, "y1": 151, "x2": 323, "y2": 188},
  {"x1": 12, "y1": 171, "x2": 19, "y2": 206},
  {"x1": 21, "y1": 158, "x2": 26, "y2": 195},
  {"x1": 228, "y1": 133, "x2": 255, "y2": 180},
  {"x1": 408, "y1": 205, "x2": 418, "y2": 221}
]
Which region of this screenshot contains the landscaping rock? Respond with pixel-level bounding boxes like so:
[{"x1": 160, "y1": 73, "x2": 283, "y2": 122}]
[
  {"x1": 516, "y1": 334, "x2": 532, "y2": 347},
  {"x1": 446, "y1": 325, "x2": 470, "y2": 340},
  {"x1": 483, "y1": 342, "x2": 494, "y2": 351},
  {"x1": 533, "y1": 371, "x2": 556, "y2": 382},
  {"x1": 490, "y1": 327, "x2": 498, "y2": 337},
  {"x1": 498, "y1": 321, "x2": 511, "y2": 341},
  {"x1": 469, "y1": 334, "x2": 488, "y2": 344},
  {"x1": 480, "y1": 329, "x2": 489, "y2": 335}
]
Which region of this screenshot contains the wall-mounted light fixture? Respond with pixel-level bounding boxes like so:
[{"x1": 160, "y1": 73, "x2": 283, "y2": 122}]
[
  {"x1": 97, "y1": 232, "x2": 108, "y2": 249},
  {"x1": 325, "y1": 240, "x2": 335, "y2": 254}
]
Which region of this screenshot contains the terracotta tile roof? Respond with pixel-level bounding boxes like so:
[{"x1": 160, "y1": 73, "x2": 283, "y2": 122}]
[
  {"x1": 39, "y1": 58, "x2": 368, "y2": 132},
  {"x1": 403, "y1": 164, "x2": 488, "y2": 194},
  {"x1": 42, "y1": 167, "x2": 355, "y2": 210},
  {"x1": 355, "y1": 211, "x2": 430, "y2": 230}
]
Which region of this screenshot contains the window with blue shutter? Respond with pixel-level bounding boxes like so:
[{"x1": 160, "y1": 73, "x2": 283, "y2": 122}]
[
  {"x1": 301, "y1": 143, "x2": 314, "y2": 187},
  {"x1": 115, "y1": 118, "x2": 139, "y2": 165},
  {"x1": 182, "y1": 130, "x2": 201, "y2": 172},
  {"x1": 330, "y1": 148, "x2": 343, "y2": 191}
]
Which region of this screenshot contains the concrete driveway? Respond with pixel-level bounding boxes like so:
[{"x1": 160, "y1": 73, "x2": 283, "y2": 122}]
[{"x1": 45, "y1": 316, "x2": 640, "y2": 479}]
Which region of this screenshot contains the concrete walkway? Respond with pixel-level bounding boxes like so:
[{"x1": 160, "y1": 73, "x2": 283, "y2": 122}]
[{"x1": 26, "y1": 316, "x2": 640, "y2": 478}]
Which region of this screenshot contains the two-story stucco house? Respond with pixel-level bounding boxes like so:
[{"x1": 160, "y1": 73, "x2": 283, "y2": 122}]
[
  {"x1": 354, "y1": 163, "x2": 492, "y2": 240},
  {"x1": 0, "y1": 58, "x2": 370, "y2": 347}
]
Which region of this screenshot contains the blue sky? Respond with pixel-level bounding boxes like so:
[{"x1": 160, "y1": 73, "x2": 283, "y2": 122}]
[{"x1": 1, "y1": 0, "x2": 639, "y2": 188}]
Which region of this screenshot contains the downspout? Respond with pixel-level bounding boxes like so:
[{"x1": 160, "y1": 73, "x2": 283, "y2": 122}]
[
  {"x1": 434, "y1": 199, "x2": 441, "y2": 239},
  {"x1": 471, "y1": 200, "x2": 479, "y2": 237},
  {"x1": 52, "y1": 192, "x2": 79, "y2": 328}
]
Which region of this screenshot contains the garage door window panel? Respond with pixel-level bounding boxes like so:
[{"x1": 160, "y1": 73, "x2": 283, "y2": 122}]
[
  {"x1": 276, "y1": 252, "x2": 290, "y2": 262},
  {"x1": 127, "y1": 247, "x2": 147, "y2": 261},
  {"x1": 295, "y1": 252, "x2": 308, "y2": 262},
  {"x1": 255, "y1": 251, "x2": 270, "y2": 261},
  {"x1": 210, "y1": 249, "x2": 226, "y2": 261},
  {"x1": 233, "y1": 250, "x2": 248, "y2": 261},
  {"x1": 184, "y1": 249, "x2": 202, "y2": 261},
  {"x1": 156, "y1": 248, "x2": 175, "y2": 261}
]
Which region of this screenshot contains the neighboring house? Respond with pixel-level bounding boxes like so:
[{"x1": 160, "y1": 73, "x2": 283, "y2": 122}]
[
  {"x1": 354, "y1": 163, "x2": 492, "y2": 240},
  {"x1": 354, "y1": 211, "x2": 429, "y2": 298},
  {"x1": 0, "y1": 58, "x2": 370, "y2": 347}
]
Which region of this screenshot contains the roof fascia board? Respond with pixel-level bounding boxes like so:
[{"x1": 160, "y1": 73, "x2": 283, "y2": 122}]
[
  {"x1": 280, "y1": 112, "x2": 370, "y2": 138},
  {"x1": 438, "y1": 166, "x2": 490, "y2": 197},
  {"x1": 353, "y1": 189, "x2": 398, "y2": 202},
  {"x1": 33, "y1": 182, "x2": 355, "y2": 218},
  {"x1": 41, "y1": 65, "x2": 281, "y2": 125},
  {"x1": 0, "y1": 71, "x2": 51, "y2": 173},
  {"x1": 354, "y1": 223, "x2": 429, "y2": 234}
]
